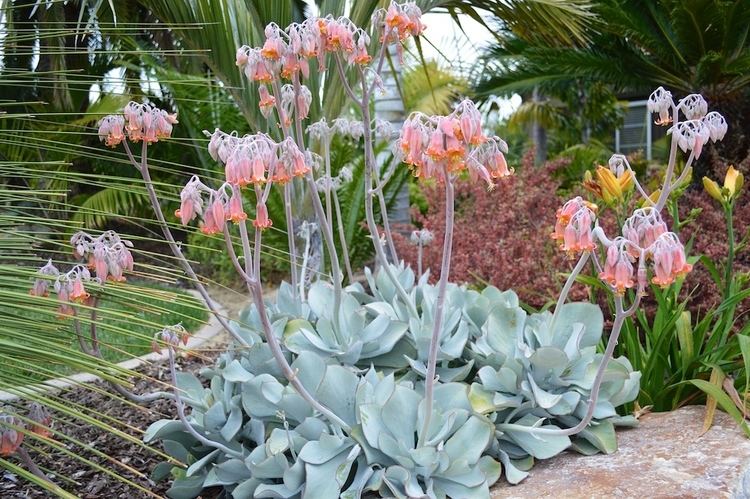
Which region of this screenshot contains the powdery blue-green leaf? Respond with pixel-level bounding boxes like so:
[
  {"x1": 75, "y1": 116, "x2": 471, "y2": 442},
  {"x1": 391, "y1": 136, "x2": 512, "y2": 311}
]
[
  {"x1": 186, "y1": 449, "x2": 221, "y2": 477},
  {"x1": 166, "y1": 475, "x2": 207, "y2": 499}
]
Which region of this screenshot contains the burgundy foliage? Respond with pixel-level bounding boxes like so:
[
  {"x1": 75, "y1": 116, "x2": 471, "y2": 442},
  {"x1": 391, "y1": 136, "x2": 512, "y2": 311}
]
[
  {"x1": 396, "y1": 149, "x2": 750, "y2": 314},
  {"x1": 394, "y1": 151, "x2": 588, "y2": 308}
]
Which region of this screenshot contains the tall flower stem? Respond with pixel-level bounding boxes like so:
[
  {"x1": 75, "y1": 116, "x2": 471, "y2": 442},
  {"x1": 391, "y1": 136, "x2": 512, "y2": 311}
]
[
  {"x1": 550, "y1": 252, "x2": 590, "y2": 332},
  {"x1": 351, "y1": 58, "x2": 417, "y2": 316},
  {"x1": 506, "y1": 296, "x2": 630, "y2": 437},
  {"x1": 232, "y1": 217, "x2": 348, "y2": 429},
  {"x1": 332, "y1": 189, "x2": 354, "y2": 283},
  {"x1": 122, "y1": 140, "x2": 241, "y2": 346},
  {"x1": 16, "y1": 447, "x2": 53, "y2": 485},
  {"x1": 283, "y1": 183, "x2": 299, "y2": 297},
  {"x1": 419, "y1": 173, "x2": 455, "y2": 446},
  {"x1": 167, "y1": 347, "x2": 243, "y2": 458},
  {"x1": 724, "y1": 202, "x2": 736, "y2": 299}
]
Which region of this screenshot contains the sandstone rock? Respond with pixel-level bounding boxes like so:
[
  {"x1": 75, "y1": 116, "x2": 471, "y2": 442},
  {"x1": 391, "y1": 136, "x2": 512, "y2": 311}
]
[{"x1": 492, "y1": 406, "x2": 750, "y2": 498}]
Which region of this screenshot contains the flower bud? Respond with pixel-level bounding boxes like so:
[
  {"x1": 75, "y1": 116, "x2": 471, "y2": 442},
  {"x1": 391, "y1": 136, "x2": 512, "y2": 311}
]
[{"x1": 703, "y1": 176, "x2": 723, "y2": 202}]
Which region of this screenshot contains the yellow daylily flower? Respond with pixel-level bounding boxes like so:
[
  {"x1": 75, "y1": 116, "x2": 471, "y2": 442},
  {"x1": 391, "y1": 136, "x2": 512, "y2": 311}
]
[
  {"x1": 585, "y1": 166, "x2": 635, "y2": 204},
  {"x1": 724, "y1": 165, "x2": 744, "y2": 198},
  {"x1": 704, "y1": 166, "x2": 744, "y2": 204}
]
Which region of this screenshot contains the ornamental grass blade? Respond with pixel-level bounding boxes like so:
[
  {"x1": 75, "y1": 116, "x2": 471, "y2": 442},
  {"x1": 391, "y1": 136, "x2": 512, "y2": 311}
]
[{"x1": 701, "y1": 366, "x2": 726, "y2": 436}]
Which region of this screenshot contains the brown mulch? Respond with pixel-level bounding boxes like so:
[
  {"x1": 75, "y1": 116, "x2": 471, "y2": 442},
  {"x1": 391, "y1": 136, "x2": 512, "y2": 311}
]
[{"x1": 1, "y1": 347, "x2": 225, "y2": 499}]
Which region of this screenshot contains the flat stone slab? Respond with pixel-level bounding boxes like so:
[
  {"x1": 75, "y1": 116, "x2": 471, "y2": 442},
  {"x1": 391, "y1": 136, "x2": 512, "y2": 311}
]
[{"x1": 492, "y1": 406, "x2": 750, "y2": 498}]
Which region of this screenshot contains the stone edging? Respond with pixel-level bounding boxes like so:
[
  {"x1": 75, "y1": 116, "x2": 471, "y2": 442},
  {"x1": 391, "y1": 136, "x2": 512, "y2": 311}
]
[{"x1": 0, "y1": 289, "x2": 227, "y2": 402}]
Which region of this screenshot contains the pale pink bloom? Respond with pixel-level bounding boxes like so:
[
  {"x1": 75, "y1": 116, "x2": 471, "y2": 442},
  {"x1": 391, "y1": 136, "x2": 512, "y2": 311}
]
[
  {"x1": 30, "y1": 259, "x2": 59, "y2": 297},
  {"x1": 552, "y1": 197, "x2": 597, "y2": 255},
  {"x1": 57, "y1": 285, "x2": 74, "y2": 317},
  {"x1": 176, "y1": 177, "x2": 204, "y2": 225},
  {"x1": 69, "y1": 276, "x2": 89, "y2": 303},
  {"x1": 650, "y1": 232, "x2": 692, "y2": 287},
  {"x1": 702, "y1": 112, "x2": 728, "y2": 143},
  {"x1": 236, "y1": 45, "x2": 251, "y2": 66},
  {"x1": 599, "y1": 239, "x2": 635, "y2": 295},
  {"x1": 98, "y1": 115, "x2": 125, "y2": 147},
  {"x1": 250, "y1": 156, "x2": 266, "y2": 184},
  {"x1": 254, "y1": 200, "x2": 273, "y2": 230},
  {"x1": 622, "y1": 208, "x2": 668, "y2": 254},
  {"x1": 92, "y1": 244, "x2": 109, "y2": 281},
  {"x1": 672, "y1": 120, "x2": 710, "y2": 158},
  {"x1": 296, "y1": 85, "x2": 312, "y2": 120},
  {"x1": 258, "y1": 85, "x2": 276, "y2": 119},
  {"x1": 647, "y1": 86, "x2": 674, "y2": 125},
  {"x1": 0, "y1": 414, "x2": 24, "y2": 457},
  {"x1": 678, "y1": 94, "x2": 708, "y2": 120},
  {"x1": 201, "y1": 196, "x2": 226, "y2": 235},
  {"x1": 227, "y1": 189, "x2": 247, "y2": 223}
]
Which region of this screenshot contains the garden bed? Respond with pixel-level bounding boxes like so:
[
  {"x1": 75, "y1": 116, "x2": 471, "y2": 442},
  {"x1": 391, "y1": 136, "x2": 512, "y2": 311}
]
[{"x1": 1, "y1": 347, "x2": 224, "y2": 498}]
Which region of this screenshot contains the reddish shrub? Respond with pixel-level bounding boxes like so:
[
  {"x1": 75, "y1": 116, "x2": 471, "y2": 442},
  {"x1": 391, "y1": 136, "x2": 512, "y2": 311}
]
[{"x1": 394, "y1": 151, "x2": 588, "y2": 308}]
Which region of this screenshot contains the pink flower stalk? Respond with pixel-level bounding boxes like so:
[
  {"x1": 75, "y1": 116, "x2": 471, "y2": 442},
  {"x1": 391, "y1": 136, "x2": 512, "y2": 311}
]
[
  {"x1": 650, "y1": 232, "x2": 692, "y2": 287},
  {"x1": 599, "y1": 239, "x2": 636, "y2": 295},
  {"x1": 253, "y1": 200, "x2": 273, "y2": 230},
  {"x1": 551, "y1": 197, "x2": 598, "y2": 255}
]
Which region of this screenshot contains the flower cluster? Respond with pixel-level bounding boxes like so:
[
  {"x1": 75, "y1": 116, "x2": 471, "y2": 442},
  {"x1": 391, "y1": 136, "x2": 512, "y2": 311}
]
[
  {"x1": 551, "y1": 196, "x2": 598, "y2": 255},
  {"x1": 647, "y1": 87, "x2": 727, "y2": 158},
  {"x1": 554, "y1": 198, "x2": 692, "y2": 294},
  {"x1": 235, "y1": 2, "x2": 423, "y2": 121},
  {"x1": 0, "y1": 404, "x2": 53, "y2": 458},
  {"x1": 382, "y1": 1, "x2": 425, "y2": 41},
  {"x1": 399, "y1": 100, "x2": 511, "y2": 185},
  {"x1": 151, "y1": 324, "x2": 189, "y2": 353},
  {"x1": 30, "y1": 259, "x2": 101, "y2": 316},
  {"x1": 409, "y1": 228, "x2": 434, "y2": 246},
  {"x1": 98, "y1": 102, "x2": 177, "y2": 147},
  {"x1": 70, "y1": 230, "x2": 134, "y2": 282},
  {"x1": 176, "y1": 131, "x2": 313, "y2": 233},
  {"x1": 0, "y1": 414, "x2": 24, "y2": 457}
]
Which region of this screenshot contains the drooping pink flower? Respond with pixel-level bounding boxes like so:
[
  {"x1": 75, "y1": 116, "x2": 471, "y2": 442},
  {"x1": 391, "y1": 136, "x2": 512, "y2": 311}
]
[
  {"x1": 599, "y1": 240, "x2": 636, "y2": 295},
  {"x1": 650, "y1": 232, "x2": 692, "y2": 287},
  {"x1": 200, "y1": 196, "x2": 226, "y2": 235},
  {"x1": 98, "y1": 115, "x2": 126, "y2": 147},
  {"x1": 551, "y1": 197, "x2": 598, "y2": 255},
  {"x1": 30, "y1": 259, "x2": 59, "y2": 297},
  {"x1": 0, "y1": 415, "x2": 24, "y2": 457},
  {"x1": 259, "y1": 85, "x2": 276, "y2": 118},
  {"x1": 253, "y1": 200, "x2": 273, "y2": 230},
  {"x1": 69, "y1": 276, "x2": 89, "y2": 303},
  {"x1": 227, "y1": 190, "x2": 247, "y2": 224}
]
